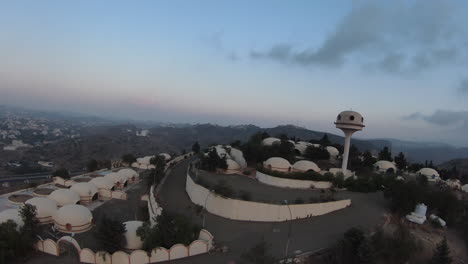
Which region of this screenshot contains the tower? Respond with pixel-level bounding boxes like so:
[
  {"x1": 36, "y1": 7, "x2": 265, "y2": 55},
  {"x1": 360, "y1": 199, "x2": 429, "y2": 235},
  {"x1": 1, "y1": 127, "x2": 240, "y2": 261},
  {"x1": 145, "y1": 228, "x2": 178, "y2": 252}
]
[{"x1": 334, "y1": 111, "x2": 365, "y2": 172}]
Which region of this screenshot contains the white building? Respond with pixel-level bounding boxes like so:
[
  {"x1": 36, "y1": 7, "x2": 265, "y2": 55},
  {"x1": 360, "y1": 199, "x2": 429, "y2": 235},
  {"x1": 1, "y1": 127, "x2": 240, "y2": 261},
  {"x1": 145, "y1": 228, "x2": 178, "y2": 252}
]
[
  {"x1": 373, "y1": 160, "x2": 397, "y2": 173},
  {"x1": 263, "y1": 157, "x2": 292, "y2": 173},
  {"x1": 53, "y1": 204, "x2": 93, "y2": 233},
  {"x1": 417, "y1": 168, "x2": 441, "y2": 182}
]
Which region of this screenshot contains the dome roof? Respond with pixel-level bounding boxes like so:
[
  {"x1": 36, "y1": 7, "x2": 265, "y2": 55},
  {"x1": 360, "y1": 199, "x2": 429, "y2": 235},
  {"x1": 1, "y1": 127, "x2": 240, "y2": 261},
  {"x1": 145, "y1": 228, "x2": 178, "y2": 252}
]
[
  {"x1": 226, "y1": 159, "x2": 241, "y2": 171},
  {"x1": 105, "y1": 172, "x2": 127, "y2": 184},
  {"x1": 326, "y1": 146, "x2": 340, "y2": 157},
  {"x1": 261, "y1": 137, "x2": 281, "y2": 146},
  {"x1": 70, "y1": 182, "x2": 98, "y2": 198},
  {"x1": 118, "y1": 168, "x2": 138, "y2": 179},
  {"x1": 25, "y1": 197, "x2": 57, "y2": 223},
  {"x1": 89, "y1": 177, "x2": 115, "y2": 190},
  {"x1": 48, "y1": 189, "x2": 80, "y2": 207},
  {"x1": 137, "y1": 156, "x2": 153, "y2": 165},
  {"x1": 0, "y1": 209, "x2": 23, "y2": 229},
  {"x1": 229, "y1": 147, "x2": 247, "y2": 168},
  {"x1": 374, "y1": 160, "x2": 397, "y2": 172},
  {"x1": 417, "y1": 168, "x2": 440, "y2": 178},
  {"x1": 123, "y1": 221, "x2": 144, "y2": 250},
  {"x1": 159, "y1": 153, "x2": 171, "y2": 161},
  {"x1": 53, "y1": 204, "x2": 93, "y2": 233},
  {"x1": 293, "y1": 160, "x2": 321, "y2": 172},
  {"x1": 263, "y1": 157, "x2": 292, "y2": 171},
  {"x1": 294, "y1": 142, "x2": 312, "y2": 154},
  {"x1": 335, "y1": 111, "x2": 365, "y2": 131}
]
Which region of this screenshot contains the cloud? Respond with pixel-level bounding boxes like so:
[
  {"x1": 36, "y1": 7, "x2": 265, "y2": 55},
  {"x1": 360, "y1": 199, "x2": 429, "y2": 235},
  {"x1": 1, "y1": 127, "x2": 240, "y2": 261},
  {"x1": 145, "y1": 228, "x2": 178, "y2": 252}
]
[
  {"x1": 250, "y1": 1, "x2": 466, "y2": 73},
  {"x1": 403, "y1": 110, "x2": 468, "y2": 127}
]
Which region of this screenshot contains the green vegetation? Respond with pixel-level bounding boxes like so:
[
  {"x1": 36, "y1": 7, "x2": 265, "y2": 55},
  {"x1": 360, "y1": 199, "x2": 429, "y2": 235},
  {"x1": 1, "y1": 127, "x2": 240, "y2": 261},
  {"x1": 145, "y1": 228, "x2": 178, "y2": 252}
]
[
  {"x1": 52, "y1": 168, "x2": 70, "y2": 179},
  {"x1": 145, "y1": 164, "x2": 165, "y2": 188},
  {"x1": 0, "y1": 204, "x2": 39, "y2": 263},
  {"x1": 150, "y1": 155, "x2": 166, "y2": 168},
  {"x1": 191, "y1": 141, "x2": 200, "y2": 153},
  {"x1": 86, "y1": 159, "x2": 111, "y2": 172},
  {"x1": 430, "y1": 238, "x2": 452, "y2": 264},
  {"x1": 137, "y1": 211, "x2": 201, "y2": 252},
  {"x1": 199, "y1": 149, "x2": 228, "y2": 172},
  {"x1": 241, "y1": 240, "x2": 276, "y2": 264},
  {"x1": 318, "y1": 225, "x2": 421, "y2": 264},
  {"x1": 378, "y1": 146, "x2": 393, "y2": 162},
  {"x1": 256, "y1": 166, "x2": 333, "y2": 182},
  {"x1": 94, "y1": 215, "x2": 126, "y2": 253},
  {"x1": 394, "y1": 152, "x2": 408, "y2": 170},
  {"x1": 304, "y1": 146, "x2": 330, "y2": 160},
  {"x1": 121, "y1": 153, "x2": 137, "y2": 165}
]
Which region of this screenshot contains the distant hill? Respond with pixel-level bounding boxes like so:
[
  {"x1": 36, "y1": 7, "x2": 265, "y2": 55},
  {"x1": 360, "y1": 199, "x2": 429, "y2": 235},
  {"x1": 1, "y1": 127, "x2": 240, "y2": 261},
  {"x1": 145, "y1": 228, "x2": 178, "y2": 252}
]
[{"x1": 438, "y1": 158, "x2": 468, "y2": 176}]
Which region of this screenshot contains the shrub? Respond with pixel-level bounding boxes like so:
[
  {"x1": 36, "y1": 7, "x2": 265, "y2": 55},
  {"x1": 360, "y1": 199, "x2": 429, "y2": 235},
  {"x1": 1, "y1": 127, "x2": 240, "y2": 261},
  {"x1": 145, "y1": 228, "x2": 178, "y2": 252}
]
[
  {"x1": 239, "y1": 191, "x2": 252, "y2": 201},
  {"x1": 294, "y1": 197, "x2": 304, "y2": 204},
  {"x1": 213, "y1": 180, "x2": 235, "y2": 198}
]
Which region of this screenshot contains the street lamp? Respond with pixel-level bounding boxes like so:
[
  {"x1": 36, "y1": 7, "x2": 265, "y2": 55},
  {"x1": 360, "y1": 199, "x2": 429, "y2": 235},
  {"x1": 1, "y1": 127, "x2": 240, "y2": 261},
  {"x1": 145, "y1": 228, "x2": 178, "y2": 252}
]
[{"x1": 284, "y1": 200, "x2": 292, "y2": 259}]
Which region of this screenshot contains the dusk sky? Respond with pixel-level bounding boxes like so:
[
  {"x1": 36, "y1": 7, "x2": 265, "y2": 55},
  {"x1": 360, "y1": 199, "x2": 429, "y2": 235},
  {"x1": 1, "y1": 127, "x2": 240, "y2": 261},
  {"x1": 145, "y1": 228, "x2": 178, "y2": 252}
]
[{"x1": 1, "y1": 1, "x2": 468, "y2": 145}]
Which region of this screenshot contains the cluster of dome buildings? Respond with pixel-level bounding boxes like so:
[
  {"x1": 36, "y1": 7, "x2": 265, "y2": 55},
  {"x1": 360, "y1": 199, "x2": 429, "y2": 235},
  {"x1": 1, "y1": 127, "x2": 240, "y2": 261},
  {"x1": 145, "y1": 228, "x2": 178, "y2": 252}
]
[
  {"x1": 373, "y1": 160, "x2": 441, "y2": 182},
  {"x1": 206, "y1": 145, "x2": 247, "y2": 174},
  {"x1": 131, "y1": 153, "x2": 172, "y2": 169},
  {"x1": 261, "y1": 137, "x2": 340, "y2": 160},
  {"x1": 0, "y1": 168, "x2": 139, "y2": 235},
  {"x1": 263, "y1": 157, "x2": 320, "y2": 173}
]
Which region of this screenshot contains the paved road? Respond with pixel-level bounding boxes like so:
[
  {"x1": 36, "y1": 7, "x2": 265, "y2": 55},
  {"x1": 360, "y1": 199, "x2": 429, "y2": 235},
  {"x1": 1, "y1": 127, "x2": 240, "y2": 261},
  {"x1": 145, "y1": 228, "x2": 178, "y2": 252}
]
[{"x1": 159, "y1": 159, "x2": 387, "y2": 263}]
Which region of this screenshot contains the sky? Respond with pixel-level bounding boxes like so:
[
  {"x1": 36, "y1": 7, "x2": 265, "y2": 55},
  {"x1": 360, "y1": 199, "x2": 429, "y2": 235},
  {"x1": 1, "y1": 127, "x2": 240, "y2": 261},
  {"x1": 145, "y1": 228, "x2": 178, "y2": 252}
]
[{"x1": 1, "y1": 0, "x2": 468, "y2": 145}]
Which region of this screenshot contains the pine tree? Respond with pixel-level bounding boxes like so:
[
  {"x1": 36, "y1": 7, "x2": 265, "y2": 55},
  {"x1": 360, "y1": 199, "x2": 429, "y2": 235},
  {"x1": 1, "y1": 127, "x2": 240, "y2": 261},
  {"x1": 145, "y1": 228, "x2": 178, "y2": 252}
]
[
  {"x1": 378, "y1": 147, "x2": 393, "y2": 161},
  {"x1": 394, "y1": 152, "x2": 407, "y2": 170},
  {"x1": 430, "y1": 238, "x2": 452, "y2": 264},
  {"x1": 191, "y1": 141, "x2": 200, "y2": 153}
]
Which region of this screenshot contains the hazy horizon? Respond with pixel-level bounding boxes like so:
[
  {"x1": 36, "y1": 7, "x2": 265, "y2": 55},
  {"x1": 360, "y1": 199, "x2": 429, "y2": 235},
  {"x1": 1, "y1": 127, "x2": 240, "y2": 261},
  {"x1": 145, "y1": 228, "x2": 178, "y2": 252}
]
[{"x1": 2, "y1": 1, "x2": 468, "y2": 145}]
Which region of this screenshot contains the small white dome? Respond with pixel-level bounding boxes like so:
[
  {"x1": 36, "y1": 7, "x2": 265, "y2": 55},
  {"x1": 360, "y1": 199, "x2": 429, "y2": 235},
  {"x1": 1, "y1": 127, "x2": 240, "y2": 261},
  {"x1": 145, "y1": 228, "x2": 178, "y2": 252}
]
[
  {"x1": 25, "y1": 197, "x2": 57, "y2": 224},
  {"x1": 374, "y1": 160, "x2": 397, "y2": 172},
  {"x1": 48, "y1": 189, "x2": 80, "y2": 207},
  {"x1": 0, "y1": 209, "x2": 23, "y2": 229},
  {"x1": 326, "y1": 146, "x2": 340, "y2": 157},
  {"x1": 137, "y1": 156, "x2": 153, "y2": 165},
  {"x1": 293, "y1": 160, "x2": 321, "y2": 172},
  {"x1": 417, "y1": 168, "x2": 440, "y2": 180},
  {"x1": 159, "y1": 153, "x2": 171, "y2": 161},
  {"x1": 70, "y1": 182, "x2": 98, "y2": 203},
  {"x1": 263, "y1": 157, "x2": 292, "y2": 172},
  {"x1": 123, "y1": 221, "x2": 144, "y2": 250},
  {"x1": 105, "y1": 172, "x2": 128, "y2": 186},
  {"x1": 53, "y1": 204, "x2": 93, "y2": 233},
  {"x1": 90, "y1": 177, "x2": 115, "y2": 190},
  {"x1": 225, "y1": 159, "x2": 241, "y2": 173},
  {"x1": 119, "y1": 168, "x2": 139, "y2": 179},
  {"x1": 229, "y1": 147, "x2": 247, "y2": 168},
  {"x1": 261, "y1": 137, "x2": 281, "y2": 146}
]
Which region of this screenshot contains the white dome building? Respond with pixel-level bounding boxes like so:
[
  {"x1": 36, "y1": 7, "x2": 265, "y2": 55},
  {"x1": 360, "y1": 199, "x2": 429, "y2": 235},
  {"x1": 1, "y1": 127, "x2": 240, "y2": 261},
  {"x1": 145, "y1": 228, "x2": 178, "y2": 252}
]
[
  {"x1": 263, "y1": 157, "x2": 292, "y2": 173},
  {"x1": 417, "y1": 168, "x2": 440, "y2": 181},
  {"x1": 326, "y1": 146, "x2": 340, "y2": 159},
  {"x1": 225, "y1": 159, "x2": 241, "y2": 174},
  {"x1": 119, "y1": 168, "x2": 139, "y2": 182},
  {"x1": 374, "y1": 160, "x2": 397, "y2": 173},
  {"x1": 48, "y1": 189, "x2": 80, "y2": 207},
  {"x1": 294, "y1": 142, "x2": 312, "y2": 155},
  {"x1": 261, "y1": 137, "x2": 281, "y2": 146},
  {"x1": 159, "y1": 153, "x2": 172, "y2": 161},
  {"x1": 70, "y1": 182, "x2": 99, "y2": 203},
  {"x1": 123, "y1": 221, "x2": 144, "y2": 250},
  {"x1": 137, "y1": 156, "x2": 153, "y2": 165},
  {"x1": 0, "y1": 209, "x2": 23, "y2": 230},
  {"x1": 213, "y1": 145, "x2": 230, "y2": 159},
  {"x1": 105, "y1": 172, "x2": 128, "y2": 188},
  {"x1": 293, "y1": 160, "x2": 321, "y2": 173},
  {"x1": 53, "y1": 204, "x2": 93, "y2": 233},
  {"x1": 229, "y1": 147, "x2": 247, "y2": 169},
  {"x1": 25, "y1": 197, "x2": 57, "y2": 224},
  {"x1": 90, "y1": 177, "x2": 115, "y2": 190}
]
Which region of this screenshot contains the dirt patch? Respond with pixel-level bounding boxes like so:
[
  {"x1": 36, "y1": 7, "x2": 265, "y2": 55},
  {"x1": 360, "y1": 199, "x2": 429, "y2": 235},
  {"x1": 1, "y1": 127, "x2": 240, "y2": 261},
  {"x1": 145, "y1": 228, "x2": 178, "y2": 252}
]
[
  {"x1": 33, "y1": 188, "x2": 55, "y2": 196},
  {"x1": 55, "y1": 184, "x2": 69, "y2": 189},
  {"x1": 8, "y1": 194, "x2": 33, "y2": 203}
]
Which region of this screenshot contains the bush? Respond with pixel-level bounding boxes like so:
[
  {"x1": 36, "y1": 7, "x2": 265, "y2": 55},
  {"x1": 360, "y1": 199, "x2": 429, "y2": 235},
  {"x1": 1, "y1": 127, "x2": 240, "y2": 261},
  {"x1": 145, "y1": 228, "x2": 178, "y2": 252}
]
[
  {"x1": 53, "y1": 168, "x2": 70, "y2": 179},
  {"x1": 239, "y1": 191, "x2": 252, "y2": 201},
  {"x1": 294, "y1": 197, "x2": 304, "y2": 204},
  {"x1": 257, "y1": 166, "x2": 333, "y2": 182},
  {"x1": 213, "y1": 180, "x2": 235, "y2": 198},
  {"x1": 94, "y1": 215, "x2": 126, "y2": 253}
]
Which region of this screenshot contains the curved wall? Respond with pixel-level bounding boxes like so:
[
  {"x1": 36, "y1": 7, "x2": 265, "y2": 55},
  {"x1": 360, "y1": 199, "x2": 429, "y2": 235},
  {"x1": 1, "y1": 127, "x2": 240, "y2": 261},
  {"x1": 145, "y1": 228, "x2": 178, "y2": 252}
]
[
  {"x1": 256, "y1": 171, "x2": 332, "y2": 189},
  {"x1": 186, "y1": 173, "x2": 350, "y2": 222}
]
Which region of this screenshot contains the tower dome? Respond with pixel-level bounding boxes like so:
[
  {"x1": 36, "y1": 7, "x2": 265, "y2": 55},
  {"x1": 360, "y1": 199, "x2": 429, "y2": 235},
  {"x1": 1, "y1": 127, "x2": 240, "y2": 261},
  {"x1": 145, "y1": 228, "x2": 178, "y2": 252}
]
[{"x1": 335, "y1": 111, "x2": 365, "y2": 131}]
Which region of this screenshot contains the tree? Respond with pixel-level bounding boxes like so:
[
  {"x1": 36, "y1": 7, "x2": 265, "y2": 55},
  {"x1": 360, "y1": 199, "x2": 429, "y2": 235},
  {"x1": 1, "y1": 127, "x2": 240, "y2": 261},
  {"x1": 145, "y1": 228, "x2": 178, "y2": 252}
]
[
  {"x1": 394, "y1": 152, "x2": 407, "y2": 170},
  {"x1": 94, "y1": 215, "x2": 126, "y2": 253},
  {"x1": 378, "y1": 147, "x2": 393, "y2": 161},
  {"x1": 191, "y1": 141, "x2": 200, "y2": 153},
  {"x1": 319, "y1": 134, "x2": 331, "y2": 146},
  {"x1": 150, "y1": 155, "x2": 166, "y2": 168},
  {"x1": 361, "y1": 150, "x2": 377, "y2": 168},
  {"x1": 305, "y1": 146, "x2": 330, "y2": 160},
  {"x1": 430, "y1": 238, "x2": 452, "y2": 264},
  {"x1": 87, "y1": 159, "x2": 99, "y2": 172},
  {"x1": 121, "y1": 154, "x2": 137, "y2": 165},
  {"x1": 241, "y1": 240, "x2": 276, "y2": 264},
  {"x1": 53, "y1": 168, "x2": 70, "y2": 179}
]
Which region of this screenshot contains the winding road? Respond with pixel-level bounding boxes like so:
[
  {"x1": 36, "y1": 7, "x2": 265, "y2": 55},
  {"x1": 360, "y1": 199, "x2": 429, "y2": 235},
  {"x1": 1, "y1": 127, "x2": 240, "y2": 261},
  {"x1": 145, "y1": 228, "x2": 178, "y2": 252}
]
[{"x1": 159, "y1": 159, "x2": 387, "y2": 263}]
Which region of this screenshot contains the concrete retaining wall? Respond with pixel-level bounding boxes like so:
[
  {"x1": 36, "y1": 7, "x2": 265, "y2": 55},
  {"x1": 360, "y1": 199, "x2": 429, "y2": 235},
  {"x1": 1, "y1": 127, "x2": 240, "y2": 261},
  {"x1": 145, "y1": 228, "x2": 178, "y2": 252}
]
[
  {"x1": 256, "y1": 171, "x2": 332, "y2": 189},
  {"x1": 186, "y1": 173, "x2": 350, "y2": 222}
]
